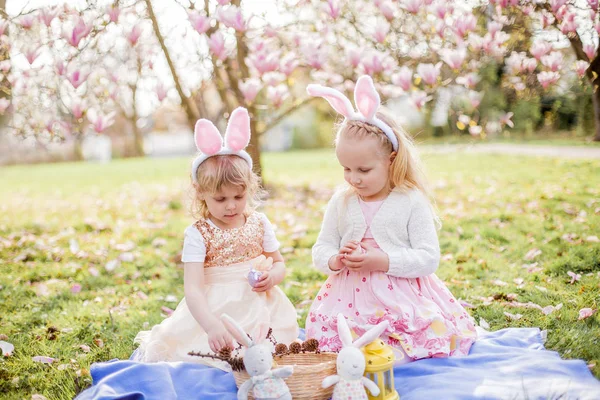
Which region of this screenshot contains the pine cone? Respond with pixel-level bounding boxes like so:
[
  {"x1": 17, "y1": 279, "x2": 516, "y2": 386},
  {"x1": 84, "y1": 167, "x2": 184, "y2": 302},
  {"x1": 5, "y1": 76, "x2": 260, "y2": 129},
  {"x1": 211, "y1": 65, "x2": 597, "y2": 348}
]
[
  {"x1": 302, "y1": 338, "x2": 319, "y2": 352},
  {"x1": 218, "y1": 346, "x2": 232, "y2": 360},
  {"x1": 274, "y1": 343, "x2": 288, "y2": 355},
  {"x1": 289, "y1": 342, "x2": 302, "y2": 354},
  {"x1": 230, "y1": 357, "x2": 245, "y2": 372}
]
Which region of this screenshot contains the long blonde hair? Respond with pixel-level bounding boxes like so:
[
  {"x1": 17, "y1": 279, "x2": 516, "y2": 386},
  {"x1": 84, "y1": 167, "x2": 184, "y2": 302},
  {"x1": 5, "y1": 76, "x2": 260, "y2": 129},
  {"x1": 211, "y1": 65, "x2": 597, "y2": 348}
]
[
  {"x1": 336, "y1": 107, "x2": 440, "y2": 227},
  {"x1": 190, "y1": 155, "x2": 265, "y2": 219}
]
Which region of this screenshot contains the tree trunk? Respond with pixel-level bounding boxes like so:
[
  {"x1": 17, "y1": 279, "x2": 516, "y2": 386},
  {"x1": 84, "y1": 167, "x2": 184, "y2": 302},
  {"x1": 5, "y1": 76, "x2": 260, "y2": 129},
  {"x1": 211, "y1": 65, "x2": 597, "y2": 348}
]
[
  {"x1": 593, "y1": 88, "x2": 600, "y2": 142},
  {"x1": 248, "y1": 118, "x2": 262, "y2": 175},
  {"x1": 0, "y1": 0, "x2": 10, "y2": 128},
  {"x1": 588, "y1": 56, "x2": 600, "y2": 142},
  {"x1": 73, "y1": 135, "x2": 84, "y2": 161}
]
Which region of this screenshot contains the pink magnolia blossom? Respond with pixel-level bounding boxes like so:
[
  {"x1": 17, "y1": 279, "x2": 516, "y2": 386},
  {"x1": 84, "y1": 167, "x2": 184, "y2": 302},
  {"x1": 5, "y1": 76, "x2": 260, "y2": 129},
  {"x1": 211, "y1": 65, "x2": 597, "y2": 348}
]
[
  {"x1": 402, "y1": 0, "x2": 422, "y2": 14},
  {"x1": 584, "y1": 43, "x2": 597, "y2": 61},
  {"x1": 596, "y1": 21, "x2": 600, "y2": 36},
  {"x1": 280, "y1": 53, "x2": 299, "y2": 76},
  {"x1": 433, "y1": 2, "x2": 450, "y2": 19},
  {"x1": 491, "y1": 0, "x2": 519, "y2": 8},
  {"x1": 70, "y1": 100, "x2": 86, "y2": 119},
  {"x1": 216, "y1": 0, "x2": 230, "y2": 4},
  {"x1": 267, "y1": 84, "x2": 289, "y2": 108},
  {"x1": 127, "y1": 24, "x2": 143, "y2": 46},
  {"x1": 24, "y1": 46, "x2": 41, "y2": 65},
  {"x1": 416, "y1": 62, "x2": 441, "y2": 85},
  {"x1": 39, "y1": 7, "x2": 58, "y2": 27},
  {"x1": 70, "y1": 284, "x2": 82, "y2": 294},
  {"x1": 578, "y1": 308, "x2": 596, "y2": 320},
  {"x1": 537, "y1": 71, "x2": 560, "y2": 89},
  {"x1": 67, "y1": 68, "x2": 89, "y2": 89},
  {"x1": 456, "y1": 72, "x2": 480, "y2": 89},
  {"x1": 156, "y1": 83, "x2": 167, "y2": 101},
  {"x1": 488, "y1": 21, "x2": 503, "y2": 38},
  {"x1": 505, "y1": 51, "x2": 525, "y2": 74},
  {"x1": 87, "y1": 109, "x2": 116, "y2": 133},
  {"x1": 18, "y1": 15, "x2": 36, "y2": 30},
  {"x1": 499, "y1": 112, "x2": 514, "y2": 128},
  {"x1": 541, "y1": 51, "x2": 563, "y2": 72},
  {"x1": 573, "y1": 60, "x2": 589, "y2": 78},
  {"x1": 207, "y1": 31, "x2": 227, "y2": 61},
  {"x1": 373, "y1": 20, "x2": 390, "y2": 43},
  {"x1": 63, "y1": 17, "x2": 92, "y2": 48},
  {"x1": 469, "y1": 34, "x2": 484, "y2": 52},
  {"x1": 56, "y1": 60, "x2": 66, "y2": 76},
  {"x1": 303, "y1": 41, "x2": 327, "y2": 70},
  {"x1": 0, "y1": 98, "x2": 10, "y2": 114},
  {"x1": 248, "y1": 44, "x2": 279, "y2": 74},
  {"x1": 264, "y1": 25, "x2": 278, "y2": 38},
  {"x1": 324, "y1": 0, "x2": 341, "y2": 19},
  {"x1": 410, "y1": 90, "x2": 432, "y2": 110},
  {"x1": 559, "y1": 12, "x2": 577, "y2": 34},
  {"x1": 549, "y1": 0, "x2": 567, "y2": 14},
  {"x1": 589, "y1": 0, "x2": 599, "y2": 8},
  {"x1": 346, "y1": 47, "x2": 363, "y2": 68},
  {"x1": 530, "y1": 40, "x2": 552, "y2": 60},
  {"x1": 217, "y1": 6, "x2": 247, "y2": 32},
  {"x1": 540, "y1": 11, "x2": 555, "y2": 28},
  {"x1": 240, "y1": 78, "x2": 262, "y2": 103},
  {"x1": 188, "y1": 10, "x2": 210, "y2": 34},
  {"x1": 454, "y1": 14, "x2": 477, "y2": 37},
  {"x1": 362, "y1": 51, "x2": 389, "y2": 75},
  {"x1": 263, "y1": 72, "x2": 285, "y2": 86},
  {"x1": 392, "y1": 66, "x2": 413, "y2": 91},
  {"x1": 107, "y1": 5, "x2": 120, "y2": 23},
  {"x1": 0, "y1": 19, "x2": 8, "y2": 36},
  {"x1": 469, "y1": 125, "x2": 482, "y2": 136},
  {"x1": 567, "y1": 271, "x2": 581, "y2": 284},
  {"x1": 440, "y1": 48, "x2": 466, "y2": 70},
  {"x1": 377, "y1": 1, "x2": 395, "y2": 20},
  {"x1": 467, "y1": 91, "x2": 483, "y2": 108},
  {"x1": 434, "y1": 20, "x2": 446, "y2": 38},
  {"x1": 522, "y1": 58, "x2": 537, "y2": 73}
]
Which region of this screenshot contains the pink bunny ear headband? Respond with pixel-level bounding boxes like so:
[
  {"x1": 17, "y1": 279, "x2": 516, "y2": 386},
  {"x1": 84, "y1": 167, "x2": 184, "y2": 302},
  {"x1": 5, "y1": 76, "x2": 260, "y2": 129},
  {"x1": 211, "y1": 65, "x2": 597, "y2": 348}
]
[
  {"x1": 306, "y1": 75, "x2": 398, "y2": 151},
  {"x1": 191, "y1": 107, "x2": 253, "y2": 183}
]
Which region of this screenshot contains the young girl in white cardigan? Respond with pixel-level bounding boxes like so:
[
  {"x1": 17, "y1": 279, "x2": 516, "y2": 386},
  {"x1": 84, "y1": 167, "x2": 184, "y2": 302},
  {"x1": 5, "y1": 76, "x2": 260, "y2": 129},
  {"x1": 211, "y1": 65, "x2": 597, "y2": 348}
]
[{"x1": 305, "y1": 75, "x2": 477, "y2": 363}]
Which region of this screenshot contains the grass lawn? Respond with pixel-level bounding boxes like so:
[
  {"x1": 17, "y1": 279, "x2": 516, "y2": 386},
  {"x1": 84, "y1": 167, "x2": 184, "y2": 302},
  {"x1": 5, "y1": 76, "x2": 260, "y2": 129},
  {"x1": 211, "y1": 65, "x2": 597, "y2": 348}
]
[{"x1": 1, "y1": 149, "x2": 599, "y2": 399}]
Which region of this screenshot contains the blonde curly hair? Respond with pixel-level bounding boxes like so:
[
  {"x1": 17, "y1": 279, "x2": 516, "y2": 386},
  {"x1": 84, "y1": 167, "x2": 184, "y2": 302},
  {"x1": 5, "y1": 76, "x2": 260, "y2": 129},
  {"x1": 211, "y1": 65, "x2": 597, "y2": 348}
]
[{"x1": 190, "y1": 155, "x2": 264, "y2": 219}]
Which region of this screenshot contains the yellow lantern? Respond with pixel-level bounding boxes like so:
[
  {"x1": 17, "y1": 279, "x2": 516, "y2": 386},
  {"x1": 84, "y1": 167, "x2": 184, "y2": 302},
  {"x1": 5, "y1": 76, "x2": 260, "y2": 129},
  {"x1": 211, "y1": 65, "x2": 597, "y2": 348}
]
[{"x1": 361, "y1": 339, "x2": 399, "y2": 400}]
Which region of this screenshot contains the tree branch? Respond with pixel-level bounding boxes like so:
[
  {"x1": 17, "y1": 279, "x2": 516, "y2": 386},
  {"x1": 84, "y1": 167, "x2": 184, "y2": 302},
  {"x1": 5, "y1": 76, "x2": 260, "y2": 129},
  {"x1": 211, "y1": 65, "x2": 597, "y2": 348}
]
[
  {"x1": 258, "y1": 96, "x2": 317, "y2": 136},
  {"x1": 144, "y1": 0, "x2": 198, "y2": 127}
]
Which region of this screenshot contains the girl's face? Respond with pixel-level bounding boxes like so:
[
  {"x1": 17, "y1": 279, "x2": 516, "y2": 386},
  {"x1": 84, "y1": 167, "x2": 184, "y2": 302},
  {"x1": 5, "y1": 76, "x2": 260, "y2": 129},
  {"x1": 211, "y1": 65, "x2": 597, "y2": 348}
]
[
  {"x1": 336, "y1": 134, "x2": 392, "y2": 202},
  {"x1": 204, "y1": 184, "x2": 248, "y2": 229}
]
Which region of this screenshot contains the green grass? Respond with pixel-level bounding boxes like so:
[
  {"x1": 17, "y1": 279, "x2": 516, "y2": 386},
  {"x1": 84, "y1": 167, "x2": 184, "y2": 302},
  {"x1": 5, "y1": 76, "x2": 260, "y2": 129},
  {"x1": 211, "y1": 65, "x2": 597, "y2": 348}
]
[
  {"x1": 1, "y1": 150, "x2": 599, "y2": 399},
  {"x1": 416, "y1": 132, "x2": 600, "y2": 147}
]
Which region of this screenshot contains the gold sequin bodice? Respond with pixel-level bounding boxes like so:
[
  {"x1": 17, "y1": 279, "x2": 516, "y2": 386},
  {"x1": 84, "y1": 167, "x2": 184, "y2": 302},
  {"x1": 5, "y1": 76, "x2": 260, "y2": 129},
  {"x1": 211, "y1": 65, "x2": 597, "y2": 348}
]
[{"x1": 194, "y1": 212, "x2": 264, "y2": 268}]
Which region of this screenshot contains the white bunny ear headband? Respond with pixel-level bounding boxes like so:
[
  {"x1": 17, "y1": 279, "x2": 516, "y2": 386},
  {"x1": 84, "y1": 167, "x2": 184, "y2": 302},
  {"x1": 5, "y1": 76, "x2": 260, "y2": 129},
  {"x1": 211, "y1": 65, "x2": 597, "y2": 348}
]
[
  {"x1": 306, "y1": 75, "x2": 398, "y2": 151},
  {"x1": 191, "y1": 107, "x2": 253, "y2": 183}
]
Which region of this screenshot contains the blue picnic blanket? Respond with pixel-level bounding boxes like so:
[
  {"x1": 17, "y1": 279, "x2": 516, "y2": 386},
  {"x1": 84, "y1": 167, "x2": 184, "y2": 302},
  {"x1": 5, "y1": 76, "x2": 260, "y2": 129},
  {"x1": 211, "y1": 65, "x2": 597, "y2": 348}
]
[{"x1": 76, "y1": 328, "x2": 600, "y2": 400}]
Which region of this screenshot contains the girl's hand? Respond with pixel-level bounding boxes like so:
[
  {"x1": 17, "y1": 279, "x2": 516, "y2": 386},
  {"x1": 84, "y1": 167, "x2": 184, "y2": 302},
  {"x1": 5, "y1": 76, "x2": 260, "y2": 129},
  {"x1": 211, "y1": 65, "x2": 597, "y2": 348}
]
[
  {"x1": 328, "y1": 254, "x2": 345, "y2": 272},
  {"x1": 341, "y1": 242, "x2": 389, "y2": 273},
  {"x1": 252, "y1": 271, "x2": 274, "y2": 292},
  {"x1": 207, "y1": 322, "x2": 234, "y2": 353},
  {"x1": 339, "y1": 240, "x2": 360, "y2": 256}
]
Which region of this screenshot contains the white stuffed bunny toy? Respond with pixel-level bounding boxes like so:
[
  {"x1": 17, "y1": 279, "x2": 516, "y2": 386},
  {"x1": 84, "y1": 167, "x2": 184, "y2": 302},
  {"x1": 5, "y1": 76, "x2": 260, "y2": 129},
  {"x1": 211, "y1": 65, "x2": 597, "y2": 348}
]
[
  {"x1": 322, "y1": 314, "x2": 390, "y2": 400},
  {"x1": 221, "y1": 314, "x2": 293, "y2": 400}
]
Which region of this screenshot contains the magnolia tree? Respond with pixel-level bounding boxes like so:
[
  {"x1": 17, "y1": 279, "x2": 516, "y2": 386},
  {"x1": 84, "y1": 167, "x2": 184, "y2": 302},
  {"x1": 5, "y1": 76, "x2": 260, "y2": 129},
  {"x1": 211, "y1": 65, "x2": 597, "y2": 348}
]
[
  {"x1": 281, "y1": 0, "x2": 599, "y2": 140},
  {"x1": 1, "y1": 0, "x2": 598, "y2": 173}
]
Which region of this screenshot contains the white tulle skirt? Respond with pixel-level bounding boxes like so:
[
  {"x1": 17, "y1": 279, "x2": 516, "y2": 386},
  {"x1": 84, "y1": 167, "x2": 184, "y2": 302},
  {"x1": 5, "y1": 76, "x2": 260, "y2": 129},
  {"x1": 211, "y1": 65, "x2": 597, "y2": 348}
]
[{"x1": 133, "y1": 256, "x2": 299, "y2": 370}]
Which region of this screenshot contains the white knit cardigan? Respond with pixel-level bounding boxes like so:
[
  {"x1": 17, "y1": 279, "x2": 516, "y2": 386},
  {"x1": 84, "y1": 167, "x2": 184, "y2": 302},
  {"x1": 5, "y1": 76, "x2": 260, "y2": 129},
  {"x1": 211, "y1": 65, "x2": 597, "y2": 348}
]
[{"x1": 312, "y1": 188, "x2": 440, "y2": 278}]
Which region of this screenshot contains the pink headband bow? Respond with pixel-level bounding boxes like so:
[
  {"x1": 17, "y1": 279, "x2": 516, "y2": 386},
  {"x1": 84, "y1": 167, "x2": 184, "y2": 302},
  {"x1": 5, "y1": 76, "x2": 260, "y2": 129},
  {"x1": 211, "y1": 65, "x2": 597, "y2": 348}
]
[
  {"x1": 191, "y1": 107, "x2": 253, "y2": 183},
  {"x1": 306, "y1": 75, "x2": 398, "y2": 151}
]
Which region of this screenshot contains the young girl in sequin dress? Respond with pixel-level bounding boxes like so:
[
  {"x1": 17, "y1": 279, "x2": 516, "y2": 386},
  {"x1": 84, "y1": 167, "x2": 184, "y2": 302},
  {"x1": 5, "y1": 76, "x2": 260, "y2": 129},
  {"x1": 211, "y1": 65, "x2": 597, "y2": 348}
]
[
  {"x1": 305, "y1": 76, "x2": 476, "y2": 364},
  {"x1": 133, "y1": 108, "x2": 298, "y2": 369}
]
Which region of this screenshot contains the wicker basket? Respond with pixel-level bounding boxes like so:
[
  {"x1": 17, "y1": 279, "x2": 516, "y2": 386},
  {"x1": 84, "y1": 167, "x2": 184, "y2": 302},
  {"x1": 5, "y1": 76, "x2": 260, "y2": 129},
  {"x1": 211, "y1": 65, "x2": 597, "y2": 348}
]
[{"x1": 233, "y1": 352, "x2": 337, "y2": 400}]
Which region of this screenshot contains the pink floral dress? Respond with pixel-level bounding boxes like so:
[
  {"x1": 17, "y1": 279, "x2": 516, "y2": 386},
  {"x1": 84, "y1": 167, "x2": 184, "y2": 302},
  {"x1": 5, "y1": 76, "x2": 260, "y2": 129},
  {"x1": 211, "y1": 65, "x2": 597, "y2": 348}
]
[{"x1": 306, "y1": 199, "x2": 477, "y2": 361}]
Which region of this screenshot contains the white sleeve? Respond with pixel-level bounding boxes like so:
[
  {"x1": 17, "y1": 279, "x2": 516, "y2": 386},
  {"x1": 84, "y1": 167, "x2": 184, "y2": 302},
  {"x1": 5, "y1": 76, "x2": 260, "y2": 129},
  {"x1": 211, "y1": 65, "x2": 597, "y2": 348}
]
[
  {"x1": 312, "y1": 192, "x2": 343, "y2": 276},
  {"x1": 259, "y1": 213, "x2": 280, "y2": 253},
  {"x1": 386, "y1": 192, "x2": 440, "y2": 278},
  {"x1": 181, "y1": 225, "x2": 206, "y2": 263}
]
